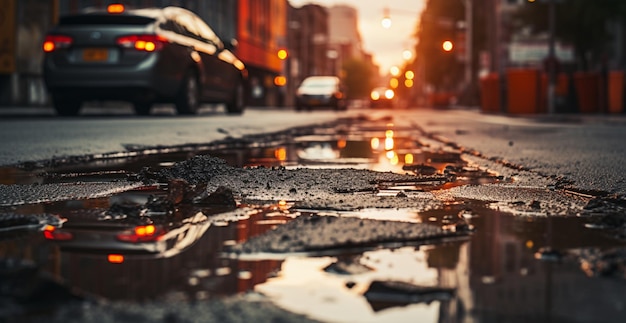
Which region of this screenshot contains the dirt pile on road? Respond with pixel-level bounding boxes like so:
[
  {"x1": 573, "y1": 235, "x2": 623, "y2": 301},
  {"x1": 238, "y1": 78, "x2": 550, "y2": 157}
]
[
  {"x1": 229, "y1": 214, "x2": 468, "y2": 254},
  {"x1": 141, "y1": 155, "x2": 444, "y2": 211}
]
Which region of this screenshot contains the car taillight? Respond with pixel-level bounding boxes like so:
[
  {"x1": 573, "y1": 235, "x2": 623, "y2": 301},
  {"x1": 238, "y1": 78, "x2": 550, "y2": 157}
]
[
  {"x1": 43, "y1": 225, "x2": 73, "y2": 240},
  {"x1": 117, "y1": 224, "x2": 161, "y2": 243},
  {"x1": 116, "y1": 35, "x2": 167, "y2": 52},
  {"x1": 43, "y1": 35, "x2": 73, "y2": 52}
]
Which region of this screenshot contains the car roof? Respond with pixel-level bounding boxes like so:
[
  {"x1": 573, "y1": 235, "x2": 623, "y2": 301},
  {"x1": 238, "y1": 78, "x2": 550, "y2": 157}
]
[
  {"x1": 304, "y1": 76, "x2": 338, "y2": 81},
  {"x1": 301, "y1": 76, "x2": 339, "y2": 84},
  {"x1": 59, "y1": 5, "x2": 199, "y2": 22}
]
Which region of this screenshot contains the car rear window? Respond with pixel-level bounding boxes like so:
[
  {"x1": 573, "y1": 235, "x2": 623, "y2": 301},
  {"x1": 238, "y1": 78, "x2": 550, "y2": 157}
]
[{"x1": 59, "y1": 15, "x2": 155, "y2": 26}]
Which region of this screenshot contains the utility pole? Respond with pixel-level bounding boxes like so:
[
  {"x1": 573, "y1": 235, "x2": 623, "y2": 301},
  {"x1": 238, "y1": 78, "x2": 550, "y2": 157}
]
[
  {"x1": 547, "y1": 0, "x2": 556, "y2": 114},
  {"x1": 464, "y1": 0, "x2": 473, "y2": 90}
]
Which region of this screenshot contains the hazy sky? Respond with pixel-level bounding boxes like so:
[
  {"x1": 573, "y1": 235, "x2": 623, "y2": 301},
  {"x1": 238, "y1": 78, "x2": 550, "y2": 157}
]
[{"x1": 289, "y1": 0, "x2": 426, "y2": 76}]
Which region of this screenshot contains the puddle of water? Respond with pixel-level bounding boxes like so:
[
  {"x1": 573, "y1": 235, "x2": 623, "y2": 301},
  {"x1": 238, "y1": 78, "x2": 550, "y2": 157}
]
[
  {"x1": 0, "y1": 121, "x2": 496, "y2": 186},
  {"x1": 3, "y1": 193, "x2": 625, "y2": 322},
  {"x1": 2, "y1": 120, "x2": 626, "y2": 322}
]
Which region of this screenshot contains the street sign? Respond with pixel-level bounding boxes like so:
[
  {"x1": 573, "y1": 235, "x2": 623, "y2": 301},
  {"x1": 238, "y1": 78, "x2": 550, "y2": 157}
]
[{"x1": 509, "y1": 42, "x2": 574, "y2": 64}]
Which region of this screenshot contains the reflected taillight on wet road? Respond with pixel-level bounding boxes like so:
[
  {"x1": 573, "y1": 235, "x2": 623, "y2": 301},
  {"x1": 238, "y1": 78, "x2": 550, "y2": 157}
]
[{"x1": 43, "y1": 224, "x2": 73, "y2": 241}]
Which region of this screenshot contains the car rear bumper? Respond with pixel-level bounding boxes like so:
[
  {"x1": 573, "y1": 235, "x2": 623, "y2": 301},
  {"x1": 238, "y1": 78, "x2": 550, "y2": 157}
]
[
  {"x1": 43, "y1": 56, "x2": 181, "y2": 101},
  {"x1": 370, "y1": 99, "x2": 395, "y2": 108},
  {"x1": 296, "y1": 95, "x2": 338, "y2": 107}
]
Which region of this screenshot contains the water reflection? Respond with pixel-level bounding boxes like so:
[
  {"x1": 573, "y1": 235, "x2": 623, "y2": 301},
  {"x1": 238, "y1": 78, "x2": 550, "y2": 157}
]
[
  {"x1": 0, "y1": 121, "x2": 487, "y2": 186},
  {"x1": 2, "y1": 121, "x2": 626, "y2": 322},
  {"x1": 3, "y1": 189, "x2": 626, "y2": 321},
  {"x1": 33, "y1": 198, "x2": 293, "y2": 301},
  {"x1": 247, "y1": 202, "x2": 626, "y2": 323}
]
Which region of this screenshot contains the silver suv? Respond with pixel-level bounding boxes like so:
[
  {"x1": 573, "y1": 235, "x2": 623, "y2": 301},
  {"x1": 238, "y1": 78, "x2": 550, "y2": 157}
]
[{"x1": 43, "y1": 4, "x2": 247, "y2": 116}]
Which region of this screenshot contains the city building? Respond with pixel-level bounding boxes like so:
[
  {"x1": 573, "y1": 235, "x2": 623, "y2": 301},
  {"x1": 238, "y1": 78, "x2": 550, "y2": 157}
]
[
  {"x1": 237, "y1": 0, "x2": 287, "y2": 107},
  {"x1": 327, "y1": 5, "x2": 363, "y2": 77},
  {"x1": 0, "y1": 0, "x2": 56, "y2": 106},
  {"x1": 284, "y1": 3, "x2": 330, "y2": 106}
]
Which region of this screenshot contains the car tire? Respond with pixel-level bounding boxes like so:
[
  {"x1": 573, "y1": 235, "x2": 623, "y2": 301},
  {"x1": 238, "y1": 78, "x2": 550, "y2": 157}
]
[
  {"x1": 334, "y1": 100, "x2": 347, "y2": 111},
  {"x1": 226, "y1": 81, "x2": 245, "y2": 115},
  {"x1": 133, "y1": 101, "x2": 153, "y2": 116},
  {"x1": 176, "y1": 72, "x2": 199, "y2": 115},
  {"x1": 52, "y1": 97, "x2": 82, "y2": 116}
]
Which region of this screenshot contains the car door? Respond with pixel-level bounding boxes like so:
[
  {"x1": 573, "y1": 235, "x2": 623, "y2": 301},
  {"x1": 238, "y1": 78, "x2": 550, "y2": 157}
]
[
  {"x1": 168, "y1": 10, "x2": 219, "y2": 99},
  {"x1": 191, "y1": 14, "x2": 240, "y2": 101}
]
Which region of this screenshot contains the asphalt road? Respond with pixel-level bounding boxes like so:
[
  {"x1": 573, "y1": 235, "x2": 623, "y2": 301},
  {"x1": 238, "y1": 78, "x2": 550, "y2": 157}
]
[
  {"x1": 0, "y1": 105, "x2": 359, "y2": 166},
  {"x1": 3, "y1": 104, "x2": 626, "y2": 323},
  {"x1": 1, "y1": 104, "x2": 626, "y2": 197}
]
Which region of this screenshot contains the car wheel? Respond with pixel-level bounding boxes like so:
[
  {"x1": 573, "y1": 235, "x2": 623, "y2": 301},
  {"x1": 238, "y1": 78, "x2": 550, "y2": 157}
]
[
  {"x1": 176, "y1": 72, "x2": 199, "y2": 115},
  {"x1": 52, "y1": 97, "x2": 82, "y2": 116},
  {"x1": 334, "y1": 100, "x2": 347, "y2": 111},
  {"x1": 226, "y1": 81, "x2": 245, "y2": 115},
  {"x1": 133, "y1": 101, "x2": 153, "y2": 116}
]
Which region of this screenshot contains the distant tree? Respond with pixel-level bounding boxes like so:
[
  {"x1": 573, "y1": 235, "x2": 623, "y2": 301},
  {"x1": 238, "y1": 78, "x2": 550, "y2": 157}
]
[
  {"x1": 512, "y1": 0, "x2": 626, "y2": 70},
  {"x1": 413, "y1": 0, "x2": 465, "y2": 91},
  {"x1": 342, "y1": 58, "x2": 374, "y2": 99}
]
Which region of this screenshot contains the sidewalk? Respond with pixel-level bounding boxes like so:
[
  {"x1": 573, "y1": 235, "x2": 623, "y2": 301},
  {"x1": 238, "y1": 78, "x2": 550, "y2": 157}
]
[{"x1": 397, "y1": 108, "x2": 626, "y2": 198}]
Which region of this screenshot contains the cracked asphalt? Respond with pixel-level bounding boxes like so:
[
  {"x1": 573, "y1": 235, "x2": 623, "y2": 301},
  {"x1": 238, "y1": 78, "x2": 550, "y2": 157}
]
[{"x1": 2, "y1": 108, "x2": 626, "y2": 322}]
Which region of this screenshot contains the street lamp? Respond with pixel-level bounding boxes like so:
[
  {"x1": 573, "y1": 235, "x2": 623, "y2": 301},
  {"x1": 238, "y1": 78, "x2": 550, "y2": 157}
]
[
  {"x1": 402, "y1": 49, "x2": 413, "y2": 60},
  {"x1": 382, "y1": 2, "x2": 473, "y2": 93},
  {"x1": 380, "y1": 7, "x2": 420, "y2": 29},
  {"x1": 463, "y1": 0, "x2": 473, "y2": 92},
  {"x1": 277, "y1": 49, "x2": 288, "y2": 60},
  {"x1": 547, "y1": 0, "x2": 557, "y2": 114},
  {"x1": 390, "y1": 65, "x2": 400, "y2": 77},
  {"x1": 381, "y1": 7, "x2": 392, "y2": 28}
]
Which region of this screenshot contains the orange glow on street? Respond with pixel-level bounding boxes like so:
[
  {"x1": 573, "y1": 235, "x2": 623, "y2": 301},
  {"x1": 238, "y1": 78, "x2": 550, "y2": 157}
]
[
  {"x1": 405, "y1": 153, "x2": 414, "y2": 164},
  {"x1": 274, "y1": 147, "x2": 287, "y2": 161},
  {"x1": 370, "y1": 137, "x2": 380, "y2": 150},
  {"x1": 385, "y1": 137, "x2": 394, "y2": 151}
]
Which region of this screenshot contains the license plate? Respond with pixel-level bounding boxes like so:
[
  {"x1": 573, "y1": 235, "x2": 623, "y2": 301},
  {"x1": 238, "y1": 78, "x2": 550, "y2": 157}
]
[{"x1": 82, "y1": 48, "x2": 108, "y2": 62}]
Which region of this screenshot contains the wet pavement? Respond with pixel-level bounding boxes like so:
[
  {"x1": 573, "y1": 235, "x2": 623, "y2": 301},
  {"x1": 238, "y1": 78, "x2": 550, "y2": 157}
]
[{"x1": 1, "y1": 115, "x2": 626, "y2": 322}]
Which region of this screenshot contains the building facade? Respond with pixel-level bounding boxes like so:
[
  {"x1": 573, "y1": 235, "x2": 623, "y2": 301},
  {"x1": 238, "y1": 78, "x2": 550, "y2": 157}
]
[
  {"x1": 237, "y1": 0, "x2": 287, "y2": 107},
  {"x1": 283, "y1": 4, "x2": 330, "y2": 106},
  {"x1": 327, "y1": 5, "x2": 363, "y2": 61},
  {"x1": 0, "y1": 0, "x2": 57, "y2": 106}
]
